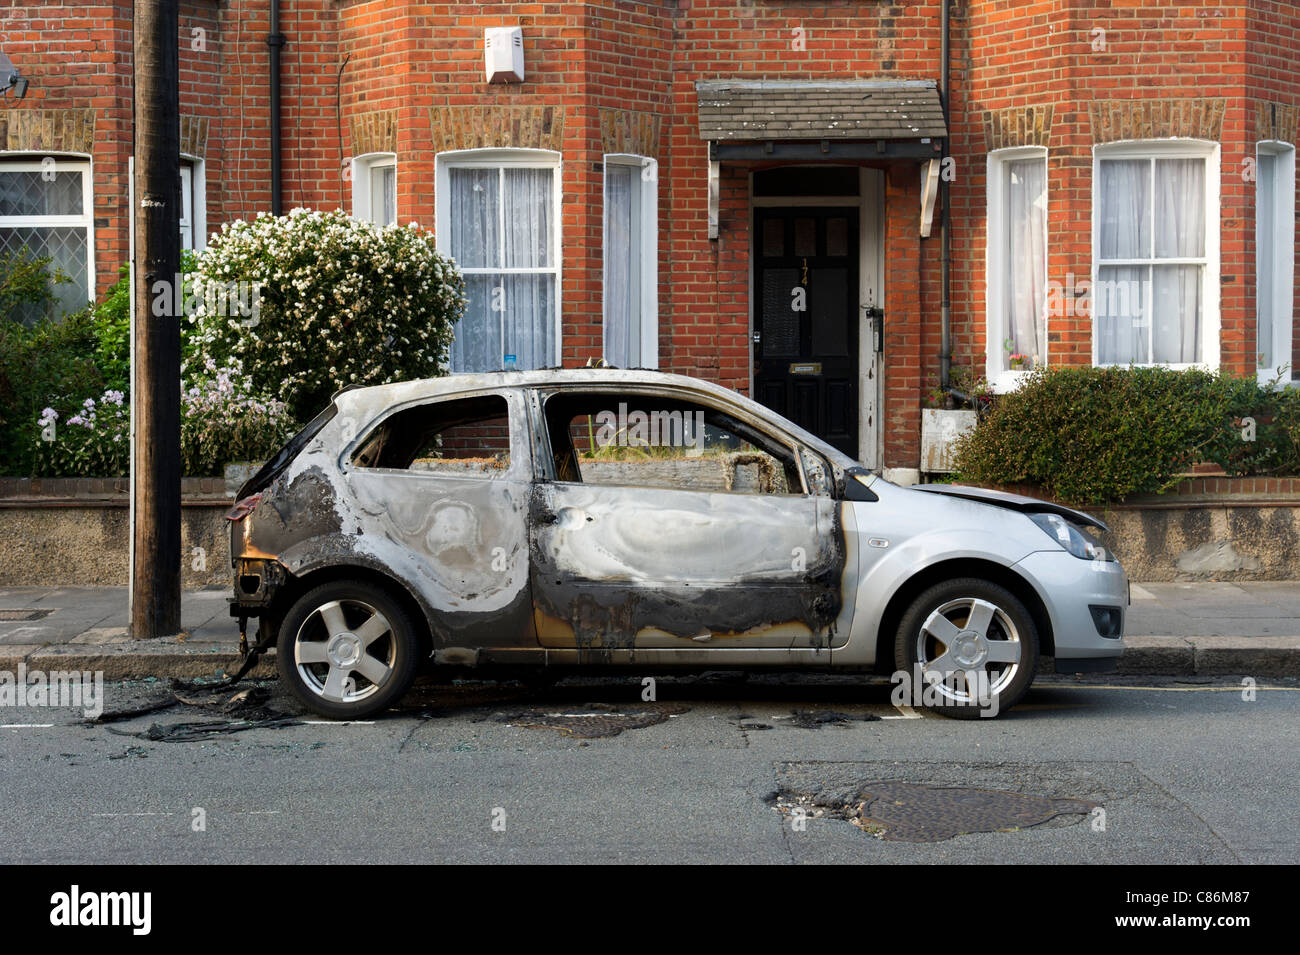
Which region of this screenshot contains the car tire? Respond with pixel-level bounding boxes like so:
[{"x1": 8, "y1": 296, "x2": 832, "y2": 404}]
[
  {"x1": 893, "y1": 577, "x2": 1039, "y2": 720},
  {"x1": 276, "y1": 580, "x2": 420, "y2": 719}
]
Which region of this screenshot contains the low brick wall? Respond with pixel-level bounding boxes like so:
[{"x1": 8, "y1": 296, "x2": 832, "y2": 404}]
[
  {"x1": 984, "y1": 477, "x2": 1300, "y2": 581},
  {"x1": 0, "y1": 478, "x2": 233, "y2": 588},
  {"x1": 2, "y1": 475, "x2": 1298, "y2": 586}
]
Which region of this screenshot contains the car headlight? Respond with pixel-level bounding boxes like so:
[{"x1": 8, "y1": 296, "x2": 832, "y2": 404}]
[{"x1": 1028, "y1": 512, "x2": 1112, "y2": 561}]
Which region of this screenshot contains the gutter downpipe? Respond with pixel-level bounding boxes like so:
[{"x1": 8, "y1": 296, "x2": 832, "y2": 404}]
[
  {"x1": 267, "y1": 0, "x2": 287, "y2": 215},
  {"x1": 939, "y1": 0, "x2": 953, "y2": 397}
]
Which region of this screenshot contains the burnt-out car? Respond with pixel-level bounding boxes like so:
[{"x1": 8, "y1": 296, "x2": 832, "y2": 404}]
[{"x1": 227, "y1": 369, "x2": 1127, "y2": 719}]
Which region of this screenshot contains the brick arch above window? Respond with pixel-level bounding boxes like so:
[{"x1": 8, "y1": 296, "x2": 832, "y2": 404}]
[
  {"x1": 179, "y1": 116, "x2": 210, "y2": 159},
  {"x1": 1254, "y1": 101, "x2": 1299, "y2": 146},
  {"x1": 598, "y1": 108, "x2": 662, "y2": 158},
  {"x1": 983, "y1": 105, "x2": 1053, "y2": 152},
  {"x1": 1089, "y1": 98, "x2": 1226, "y2": 145},
  {"x1": 428, "y1": 105, "x2": 564, "y2": 154},
  {"x1": 350, "y1": 109, "x2": 399, "y2": 158},
  {"x1": 0, "y1": 109, "x2": 95, "y2": 154}
]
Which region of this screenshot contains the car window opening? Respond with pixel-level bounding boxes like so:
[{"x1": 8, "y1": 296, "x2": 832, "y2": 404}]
[
  {"x1": 351, "y1": 394, "x2": 512, "y2": 474},
  {"x1": 541, "y1": 391, "x2": 803, "y2": 494}
]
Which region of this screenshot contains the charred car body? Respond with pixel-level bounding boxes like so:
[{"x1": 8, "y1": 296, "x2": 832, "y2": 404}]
[{"x1": 227, "y1": 369, "x2": 1127, "y2": 719}]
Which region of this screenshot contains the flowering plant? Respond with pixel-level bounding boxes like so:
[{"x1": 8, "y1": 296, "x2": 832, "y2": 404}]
[
  {"x1": 1009, "y1": 353, "x2": 1030, "y2": 369},
  {"x1": 185, "y1": 207, "x2": 466, "y2": 420},
  {"x1": 33, "y1": 360, "x2": 294, "y2": 477},
  {"x1": 34, "y1": 391, "x2": 129, "y2": 476},
  {"x1": 180, "y1": 358, "x2": 295, "y2": 475}
]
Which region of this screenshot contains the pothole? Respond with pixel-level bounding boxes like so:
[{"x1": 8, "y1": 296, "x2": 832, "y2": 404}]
[
  {"x1": 783, "y1": 709, "x2": 881, "y2": 729},
  {"x1": 771, "y1": 781, "x2": 1098, "y2": 842},
  {"x1": 488, "y1": 701, "x2": 689, "y2": 738}
]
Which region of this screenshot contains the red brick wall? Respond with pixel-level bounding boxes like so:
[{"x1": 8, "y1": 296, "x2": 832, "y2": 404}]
[
  {"x1": 0, "y1": 1, "x2": 131, "y2": 298},
  {"x1": 7, "y1": 0, "x2": 1298, "y2": 472}
]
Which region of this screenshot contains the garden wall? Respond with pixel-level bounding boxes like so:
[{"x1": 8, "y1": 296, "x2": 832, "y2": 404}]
[
  {"x1": 0, "y1": 478, "x2": 232, "y2": 588},
  {"x1": 2, "y1": 476, "x2": 1298, "y2": 587},
  {"x1": 985, "y1": 477, "x2": 1300, "y2": 581}
]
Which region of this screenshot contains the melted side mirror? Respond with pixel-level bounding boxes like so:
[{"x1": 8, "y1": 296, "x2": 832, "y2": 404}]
[{"x1": 841, "y1": 465, "x2": 879, "y2": 502}]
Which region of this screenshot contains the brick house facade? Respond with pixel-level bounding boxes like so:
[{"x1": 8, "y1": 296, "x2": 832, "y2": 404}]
[{"x1": 2, "y1": 1, "x2": 1296, "y2": 478}]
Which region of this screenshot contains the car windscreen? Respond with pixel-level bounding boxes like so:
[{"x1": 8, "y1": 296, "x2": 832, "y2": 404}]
[{"x1": 235, "y1": 401, "x2": 339, "y2": 499}]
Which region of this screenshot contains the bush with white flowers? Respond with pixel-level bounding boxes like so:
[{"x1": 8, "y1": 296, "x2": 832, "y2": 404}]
[{"x1": 185, "y1": 208, "x2": 466, "y2": 420}]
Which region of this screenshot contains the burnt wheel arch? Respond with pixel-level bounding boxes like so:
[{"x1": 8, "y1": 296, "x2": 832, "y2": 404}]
[
  {"x1": 872, "y1": 558, "x2": 1055, "y2": 673},
  {"x1": 268, "y1": 564, "x2": 437, "y2": 666}
]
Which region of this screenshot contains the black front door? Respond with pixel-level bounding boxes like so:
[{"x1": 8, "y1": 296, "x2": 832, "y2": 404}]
[{"x1": 753, "y1": 207, "x2": 859, "y2": 459}]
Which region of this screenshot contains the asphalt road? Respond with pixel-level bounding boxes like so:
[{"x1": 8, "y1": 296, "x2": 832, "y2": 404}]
[{"x1": 1, "y1": 673, "x2": 1296, "y2": 864}]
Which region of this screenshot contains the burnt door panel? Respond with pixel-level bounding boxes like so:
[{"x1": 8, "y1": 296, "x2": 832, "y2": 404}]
[
  {"x1": 754, "y1": 208, "x2": 859, "y2": 459},
  {"x1": 342, "y1": 392, "x2": 536, "y2": 649},
  {"x1": 529, "y1": 481, "x2": 845, "y2": 654}
]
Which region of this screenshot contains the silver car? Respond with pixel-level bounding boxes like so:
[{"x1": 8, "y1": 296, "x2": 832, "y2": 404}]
[{"x1": 226, "y1": 369, "x2": 1127, "y2": 719}]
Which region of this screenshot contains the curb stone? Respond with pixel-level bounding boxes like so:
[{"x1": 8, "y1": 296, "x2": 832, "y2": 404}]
[
  {"x1": 1, "y1": 638, "x2": 1296, "y2": 681},
  {"x1": 0, "y1": 644, "x2": 277, "y2": 681}
]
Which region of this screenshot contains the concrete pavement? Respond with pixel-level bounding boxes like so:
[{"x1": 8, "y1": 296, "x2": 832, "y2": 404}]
[{"x1": 0, "y1": 582, "x2": 1297, "y2": 680}]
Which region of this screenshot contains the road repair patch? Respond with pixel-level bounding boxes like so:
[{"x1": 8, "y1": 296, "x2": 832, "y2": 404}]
[
  {"x1": 488, "y1": 701, "x2": 689, "y2": 738},
  {"x1": 772, "y1": 780, "x2": 1096, "y2": 842}
]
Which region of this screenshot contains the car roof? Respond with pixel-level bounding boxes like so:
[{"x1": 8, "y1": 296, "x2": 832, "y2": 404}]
[{"x1": 338, "y1": 367, "x2": 733, "y2": 399}]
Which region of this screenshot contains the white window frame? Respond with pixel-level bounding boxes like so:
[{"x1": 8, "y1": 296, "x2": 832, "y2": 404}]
[
  {"x1": 1255, "y1": 141, "x2": 1295, "y2": 386},
  {"x1": 434, "y1": 148, "x2": 563, "y2": 370},
  {"x1": 1091, "y1": 139, "x2": 1220, "y2": 371},
  {"x1": 602, "y1": 154, "x2": 658, "y2": 369},
  {"x1": 0, "y1": 153, "x2": 95, "y2": 314},
  {"x1": 179, "y1": 156, "x2": 207, "y2": 252},
  {"x1": 986, "y1": 145, "x2": 1048, "y2": 393},
  {"x1": 352, "y1": 152, "x2": 397, "y2": 227}
]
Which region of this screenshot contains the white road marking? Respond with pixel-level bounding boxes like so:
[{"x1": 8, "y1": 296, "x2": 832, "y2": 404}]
[
  {"x1": 302, "y1": 720, "x2": 376, "y2": 725},
  {"x1": 93, "y1": 810, "x2": 283, "y2": 817},
  {"x1": 1037, "y1": 682, "x2": 1297, "y2": 692},
  {"x1": 1, "y1": 723, "x2": 54, "y2": 728},
  {"x1": 1128, "y1": 584, "x2": 1156, "y2": 600}
]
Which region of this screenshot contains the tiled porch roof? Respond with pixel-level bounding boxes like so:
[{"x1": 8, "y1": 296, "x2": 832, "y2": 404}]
[{"x1": 695, "y1": 79, "x2": 947, "y2": 141}]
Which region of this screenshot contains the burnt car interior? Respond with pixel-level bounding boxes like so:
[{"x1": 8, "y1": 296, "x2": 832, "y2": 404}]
[
  {"x1": 540, "y1": 390, "x2": 805, "y2": 494},
  {"x1": 349, "y1": 394, "x2": 512, "y2": 474}
]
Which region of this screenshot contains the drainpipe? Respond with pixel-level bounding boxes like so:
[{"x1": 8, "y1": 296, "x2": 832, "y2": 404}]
[
  {"x1": 939, "y1": 0, "x2": 953, "y2": 397},
  {"x1": 267, "y1": 0, "x2": 287, "y2": 215}
]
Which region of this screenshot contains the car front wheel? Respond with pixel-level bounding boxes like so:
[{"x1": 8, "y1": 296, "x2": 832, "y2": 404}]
[
  {"x1": 276, "y1": 581, "x2": 419, "y2": 719},
  {"x1": 894, "y1": 578, "x2": 1039, "y2": 719}
]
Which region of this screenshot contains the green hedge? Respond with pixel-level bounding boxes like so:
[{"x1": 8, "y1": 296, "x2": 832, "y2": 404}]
[{"x1": 951, "y1": 366, "x2": 1300, "y2": 505}]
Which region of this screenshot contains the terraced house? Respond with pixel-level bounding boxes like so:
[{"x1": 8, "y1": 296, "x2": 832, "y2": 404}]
[{"x1": 2, "y1": 1, "x2": 1296, "y2": 479}]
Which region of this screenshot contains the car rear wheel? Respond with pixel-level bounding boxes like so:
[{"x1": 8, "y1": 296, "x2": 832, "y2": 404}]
[
  {"x1": 893, "y1": 578, "x2": 1038, "y2": 719},
  {"x1": 276, "y1": 581, "x2": 419, "y2": 719}
]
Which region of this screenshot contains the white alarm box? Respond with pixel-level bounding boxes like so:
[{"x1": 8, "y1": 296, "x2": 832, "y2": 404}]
[{"x1": 485, "y1": 27, "x2": 524, "y2": 84}]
